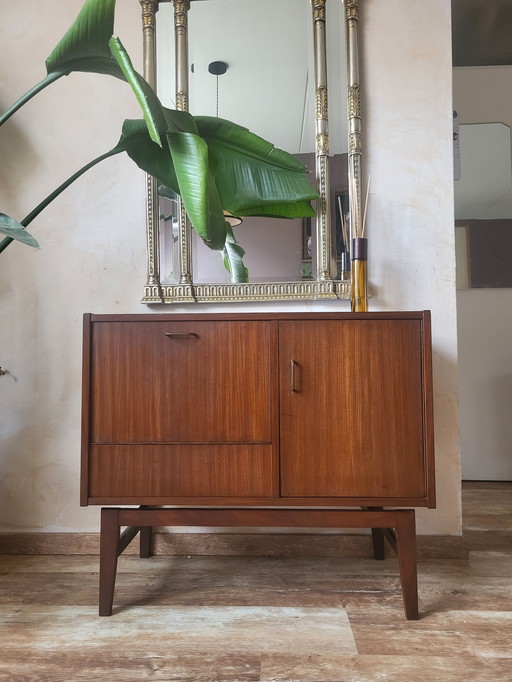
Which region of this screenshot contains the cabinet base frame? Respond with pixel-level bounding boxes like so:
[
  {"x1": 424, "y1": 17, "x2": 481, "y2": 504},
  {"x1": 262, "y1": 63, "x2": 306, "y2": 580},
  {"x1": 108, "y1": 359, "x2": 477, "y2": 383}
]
[{"x1": 99, "y1": 506, "x2": 418, "y2": 620}]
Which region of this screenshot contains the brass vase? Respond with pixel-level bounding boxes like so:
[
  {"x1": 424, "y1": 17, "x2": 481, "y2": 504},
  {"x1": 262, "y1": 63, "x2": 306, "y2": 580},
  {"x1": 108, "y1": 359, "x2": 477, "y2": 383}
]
[{"x1": 351, "y1": 237, "x2": 368, "y2": 312}]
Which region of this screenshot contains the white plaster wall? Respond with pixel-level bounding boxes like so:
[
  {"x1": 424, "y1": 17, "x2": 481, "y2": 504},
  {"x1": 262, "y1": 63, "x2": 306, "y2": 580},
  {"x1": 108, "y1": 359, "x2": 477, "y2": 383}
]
[
  {"x1": 453, "y1": 66, "x2": 512, "y2": 480},
  {"x1": 0, "y1": 0, "x2": 460, "y2": 534}
]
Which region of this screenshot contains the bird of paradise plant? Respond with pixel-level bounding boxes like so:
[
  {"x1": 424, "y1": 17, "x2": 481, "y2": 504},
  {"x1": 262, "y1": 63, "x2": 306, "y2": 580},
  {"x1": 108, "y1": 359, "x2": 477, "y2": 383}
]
[{"x1": 0, "y1": 0, "x2": 317, "y2": 281}]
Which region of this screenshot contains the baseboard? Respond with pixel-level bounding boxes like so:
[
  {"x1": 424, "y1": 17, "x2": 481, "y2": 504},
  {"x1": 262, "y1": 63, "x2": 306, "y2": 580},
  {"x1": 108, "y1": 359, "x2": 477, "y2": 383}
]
[{"x1": 0, "y1": 531, "x2": 469, "y2": 560}]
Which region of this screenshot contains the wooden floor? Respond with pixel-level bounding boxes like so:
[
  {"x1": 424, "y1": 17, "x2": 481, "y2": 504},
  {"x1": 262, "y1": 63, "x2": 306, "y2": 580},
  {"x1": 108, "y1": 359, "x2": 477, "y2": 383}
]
[{"x1": 0, "y1": 482, "x2": 511, "y2": 681}]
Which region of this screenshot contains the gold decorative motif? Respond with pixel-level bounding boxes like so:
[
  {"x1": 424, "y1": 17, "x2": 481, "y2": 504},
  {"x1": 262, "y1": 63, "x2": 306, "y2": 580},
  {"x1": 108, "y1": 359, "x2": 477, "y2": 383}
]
[
  {"x1": 345, "y1": 0, "x2": 359, "y2": 21},
  {"x1": 312, "y1": 0, "x2": 326, "y2": 22},
  {"x1": 348, "y1": 131, "x2": 362, "y2": 154},
  {"x1": 141, "y1": 280, "x2": 351, "y2": 304},
  {"x1": 173, "y1": 0, "x2": 190, "y2": 25},
  {"x1": 139, "y1": 0, "x2": 158, "y2": 27},
  {"x1": 144, "y1": 174, "x2": 161, "y2": 286},
  {"x1": 178, "y1": 201, "x2": 192, "y2": 284},
  {"x1": 352, "y1": 156, "x2": 362, "y2": 189},
  {"x1": 348, "y1": 86, "x2": 361, "y2": 117},
  {"x1": 145, "y1": 177, "x2": 155, "y2": 252},
  {"x1": 315, "y1": 87, "x2": 328, "y2": 119},
  {"x1": 176, "y1": 92, "x2": 188, "y2": 112},
  {"x1": 173, "y1": 0, "x2": 190, "y2": 12},
  {"x1": 317, "y1": 155, "x2": 330, "y2": 280},
  {"x1": 316, "y1": 133, "x2": 329, "y2": 155}
]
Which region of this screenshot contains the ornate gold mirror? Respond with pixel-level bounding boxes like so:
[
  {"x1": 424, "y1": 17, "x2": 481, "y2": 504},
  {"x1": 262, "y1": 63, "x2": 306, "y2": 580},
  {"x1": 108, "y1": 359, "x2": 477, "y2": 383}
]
[{"x1": 140, "y1": 0, "x2": 362, "y2": 304}]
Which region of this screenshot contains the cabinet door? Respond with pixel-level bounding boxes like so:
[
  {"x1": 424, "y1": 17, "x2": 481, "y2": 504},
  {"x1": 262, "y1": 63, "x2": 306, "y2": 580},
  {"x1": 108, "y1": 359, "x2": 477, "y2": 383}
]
[
  {"x1": 279, "y1": 319, "x2": 427, "y2": 499},
  {"x1": 89, "y1": 320, "x2": 275, "y2": 444}
]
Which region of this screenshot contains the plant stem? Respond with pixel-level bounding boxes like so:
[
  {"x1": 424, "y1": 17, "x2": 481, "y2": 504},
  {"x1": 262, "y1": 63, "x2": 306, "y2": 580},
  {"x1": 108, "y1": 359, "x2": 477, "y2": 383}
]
[
  {"x1": 0, "y1": 72, "x2": 65, "y2": 127},
  {"x1": 0, "y1": 148, "x2": 123, "y2": 254}
]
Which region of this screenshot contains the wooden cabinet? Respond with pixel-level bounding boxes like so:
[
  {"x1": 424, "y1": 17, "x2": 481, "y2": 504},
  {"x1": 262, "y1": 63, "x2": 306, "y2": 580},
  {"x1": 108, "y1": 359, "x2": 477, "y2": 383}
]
[
  {"x1": 82, "y1": 312, "x2": 434, "y2": 507},
  {"x1": 81, "y1": 311, "x2": 435, "y2": 617}
]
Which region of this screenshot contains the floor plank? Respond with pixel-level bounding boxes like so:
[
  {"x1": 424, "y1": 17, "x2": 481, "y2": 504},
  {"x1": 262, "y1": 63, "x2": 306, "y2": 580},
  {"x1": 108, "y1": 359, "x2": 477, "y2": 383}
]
[
  {"x1": 0, "y1": 482, "x2": 510, "y2": 681},
  {"x1": 0, "y1": 605, "x2": 356, "y2": 655},
  {"x1": 260, "y1": 654, "x2": 512, "y2": 682}
]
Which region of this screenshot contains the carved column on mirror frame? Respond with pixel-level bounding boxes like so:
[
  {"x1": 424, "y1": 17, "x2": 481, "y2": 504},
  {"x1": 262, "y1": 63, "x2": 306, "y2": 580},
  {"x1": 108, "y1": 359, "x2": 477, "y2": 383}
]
[
  {"x1": 173, "y1": 0, "x2": 193, "y2": 285},
  {"x1": 312, "y1": 0, "x2": 337, "y2": 281},
  {"x1": 345, "y1": 0, "x2": 363, "y2": 250},
  {"x1": 140, "y1": 0, "x2": 161, "y2": 290},
  {"x1": 344, "y1": 0, "x2": 367, "y2": 311}
]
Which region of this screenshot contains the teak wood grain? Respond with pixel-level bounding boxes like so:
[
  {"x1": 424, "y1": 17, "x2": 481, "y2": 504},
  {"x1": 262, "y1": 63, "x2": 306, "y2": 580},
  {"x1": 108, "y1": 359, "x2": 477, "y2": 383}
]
[
  {"x1": 89, "y1": 320, "x2": 275, "y2": 444},
  {"x1": 279, "y1": 319, "x2": 426, "y2": 499},
  {"x1": 89, "y1": 444, "x2": 275, "y2": 498},
  {"x1": 81, "y1": 312, "x2": 435, "y2": 508}
]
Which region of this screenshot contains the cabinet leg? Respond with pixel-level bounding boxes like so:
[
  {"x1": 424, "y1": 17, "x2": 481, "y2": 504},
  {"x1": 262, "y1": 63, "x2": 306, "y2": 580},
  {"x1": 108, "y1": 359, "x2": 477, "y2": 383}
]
[
  {"x1": 371, "y1": 527, "x2": 386, "y2": 560},
  {"x1": 366, "y1": 508, "x2": 385, "y2": 560},
  {"x1": 140, "y1": 526, "x2": 153, "y2": 558},
  {"x1": 99, "y1": 508, "x2": 120, "y2": 617},
  {"x1": 395, "y1": 510, "x2": 419, "y2": 620}
]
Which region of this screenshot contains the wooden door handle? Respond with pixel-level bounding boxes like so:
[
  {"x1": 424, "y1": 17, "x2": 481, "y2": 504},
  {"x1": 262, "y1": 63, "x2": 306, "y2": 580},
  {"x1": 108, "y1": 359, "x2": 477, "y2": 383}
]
[
  {"x1": 164, "y1": 332, "x2": 198, "y2": 338},
  {"x1": 290, "y1": 360, "x2": 298, "y2": 392}
]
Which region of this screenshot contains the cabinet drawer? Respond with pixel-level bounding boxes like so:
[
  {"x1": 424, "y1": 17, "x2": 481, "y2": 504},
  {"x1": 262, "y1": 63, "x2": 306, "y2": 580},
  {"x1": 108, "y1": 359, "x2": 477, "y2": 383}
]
[
  {"x1": 88, "y1": 320, "x2": 275, "y2": 443},
  {"x1": 88, "y1": 444, "x2": 275, "y2": 498}
]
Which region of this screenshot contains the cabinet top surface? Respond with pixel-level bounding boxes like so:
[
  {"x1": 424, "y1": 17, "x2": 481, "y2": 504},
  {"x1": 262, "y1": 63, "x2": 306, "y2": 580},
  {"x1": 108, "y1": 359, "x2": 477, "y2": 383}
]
[{"x1": 86, "y1": 311, "x2": 430, "y2": 323}]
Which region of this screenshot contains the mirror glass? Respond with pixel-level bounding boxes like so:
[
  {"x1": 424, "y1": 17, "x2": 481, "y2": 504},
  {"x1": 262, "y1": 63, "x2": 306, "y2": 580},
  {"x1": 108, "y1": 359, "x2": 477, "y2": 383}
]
[
  {"x1": 454, "y1": 121, "x2": 512, "y2": 289},
  {"x1": 142, "y1": 0, "x2": 359, "y2": 303}
]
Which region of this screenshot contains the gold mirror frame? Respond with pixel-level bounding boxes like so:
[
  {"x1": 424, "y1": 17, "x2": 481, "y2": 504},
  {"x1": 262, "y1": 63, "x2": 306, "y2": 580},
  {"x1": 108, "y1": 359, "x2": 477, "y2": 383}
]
[{"x1": 140, "y1": 0, "x2": 362, "y2": 304}]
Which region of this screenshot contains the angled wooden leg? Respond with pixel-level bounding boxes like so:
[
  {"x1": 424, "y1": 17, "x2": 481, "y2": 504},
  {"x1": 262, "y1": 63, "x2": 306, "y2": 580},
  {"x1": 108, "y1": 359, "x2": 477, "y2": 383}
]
[
  {"x1": 395, "y1": 510, "x2": 419, "y2": 620},
  {"x1": 99, "y1": 508, "x2": 120, "y2": 617},
  {"x1": 140, "y1": 526, "x2": 153, "y2": 558}
]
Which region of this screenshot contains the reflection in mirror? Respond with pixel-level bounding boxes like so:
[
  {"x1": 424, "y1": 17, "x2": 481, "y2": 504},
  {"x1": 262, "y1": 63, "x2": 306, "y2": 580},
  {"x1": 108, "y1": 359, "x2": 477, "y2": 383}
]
[
  {"x1": 455, "y1": 122, "x2": 512, "y2": 289},
  {"x1": 141, "y1": 0, "x2": 361, "y2": 303}
]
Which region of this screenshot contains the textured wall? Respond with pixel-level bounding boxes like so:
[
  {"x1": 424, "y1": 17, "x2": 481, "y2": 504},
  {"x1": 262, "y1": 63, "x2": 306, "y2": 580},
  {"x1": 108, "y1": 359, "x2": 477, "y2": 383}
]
[
  {"x1": 0, "y1": 0, "x2": 460, "y2": 534},
  {"x1": 0, "y1": 0, "x2": 145, "y2": 532}
]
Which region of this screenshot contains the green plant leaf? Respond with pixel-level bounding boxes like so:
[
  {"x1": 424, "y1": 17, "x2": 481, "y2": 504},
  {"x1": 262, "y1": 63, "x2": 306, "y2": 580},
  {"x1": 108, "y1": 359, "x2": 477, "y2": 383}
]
[
  {"x1": 194, "y1": 116, "x2": 318, "y2": 218},
  {"x1": 230, "y1": 200, "x2": 316, "y2": 219},
  {"x1": 121, "y1": 114, "x2": 227, "y2": 249},
  {"x1": 118, "y1": 119, "x2": 179, "y2": 194},
  {"x1": 167, "y1": 131, "x2": 227, "y2": 249},
  {"x1": 45, "y1": 0, "x2": 120, "y2": 77},
  {"x1": 0, "y1": 214, "x2": 39, "y2": 249},
  {"x1": 109, "y1": 37, "x2": 163, "y2": 146},
  {"x1": 162, "y1": 106, "x2": 199, "y2": 135},
  {"x1": 117, "y1": 120, "x2": 225, "y2": 250},
  {"x1": 223, "y1": 224, "x2": 248, "y2": 283}
]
